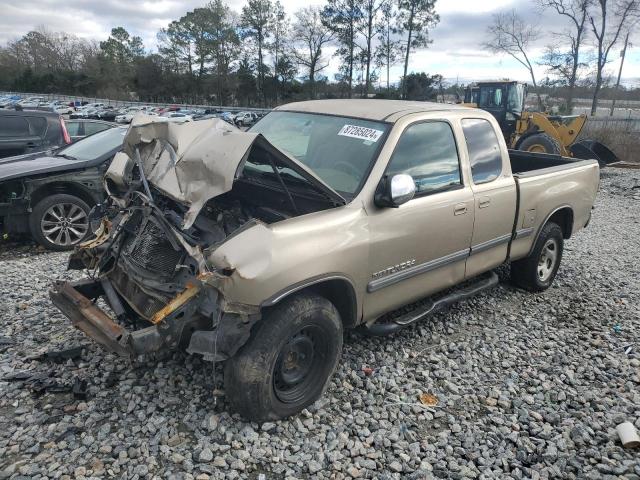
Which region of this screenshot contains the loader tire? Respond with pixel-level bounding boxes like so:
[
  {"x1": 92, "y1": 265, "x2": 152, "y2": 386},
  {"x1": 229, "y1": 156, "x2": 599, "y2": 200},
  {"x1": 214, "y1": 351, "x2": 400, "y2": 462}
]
[
  {"x1": 224, "y1": 293, "x2": 343, "y2": 421},
  {"x1": 511, "y1": 222, "x2": 564, "y2": 292},
  {"x1": 519, "y1": 133, "x2": 562, "y2": 155}
]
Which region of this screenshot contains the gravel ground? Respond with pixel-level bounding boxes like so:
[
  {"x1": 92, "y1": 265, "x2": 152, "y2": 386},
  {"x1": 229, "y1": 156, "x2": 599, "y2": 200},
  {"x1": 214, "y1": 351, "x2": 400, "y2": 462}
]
[{"x1": 0, "y1": 168, "x2": 639, "y2": 480}]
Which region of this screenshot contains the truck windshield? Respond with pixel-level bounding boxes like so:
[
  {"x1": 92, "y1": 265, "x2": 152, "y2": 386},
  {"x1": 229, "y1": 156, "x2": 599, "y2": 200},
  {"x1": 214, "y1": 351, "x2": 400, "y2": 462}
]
[{"x1": 250, "y1": 111, "x2": 389, "y2": 196}]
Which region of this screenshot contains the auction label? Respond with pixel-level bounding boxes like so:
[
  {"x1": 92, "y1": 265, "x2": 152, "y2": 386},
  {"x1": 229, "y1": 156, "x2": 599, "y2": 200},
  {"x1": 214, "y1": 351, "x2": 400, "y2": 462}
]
[{"x1": 338, "y1": 124, "x2": 384, "y2": 142}]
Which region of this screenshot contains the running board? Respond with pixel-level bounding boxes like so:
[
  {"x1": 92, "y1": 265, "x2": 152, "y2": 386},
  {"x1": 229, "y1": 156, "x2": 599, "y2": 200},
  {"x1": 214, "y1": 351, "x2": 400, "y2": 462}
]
[{"x1": 362, "y1": 272, "x2": 499, "y2": 336}]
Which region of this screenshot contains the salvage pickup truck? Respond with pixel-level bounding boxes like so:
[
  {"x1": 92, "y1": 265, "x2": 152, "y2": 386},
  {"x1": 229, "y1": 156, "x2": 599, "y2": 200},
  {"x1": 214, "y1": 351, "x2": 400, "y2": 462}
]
[{"x1": 50, "y1": 100, "x2": 599, "y2": 421}]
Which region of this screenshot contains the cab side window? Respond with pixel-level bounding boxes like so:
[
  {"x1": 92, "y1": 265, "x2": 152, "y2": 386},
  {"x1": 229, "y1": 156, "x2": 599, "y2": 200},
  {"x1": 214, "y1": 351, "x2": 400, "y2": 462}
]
[
  {"x1": 461, "y1": 118, "x2": 502, "y2": 184},
  {"x1": 0, "y1": 116, "x2": 29, "y2": 137},
  {"x1": 386, "y1": 121, "x2": 461, "y2": 195}
]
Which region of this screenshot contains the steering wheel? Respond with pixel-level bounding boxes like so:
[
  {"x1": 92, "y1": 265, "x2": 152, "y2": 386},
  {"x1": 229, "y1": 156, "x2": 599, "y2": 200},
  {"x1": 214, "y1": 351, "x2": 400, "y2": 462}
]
[{"x1": 332, "y1": 160, "x2": 360, "y2": 178}]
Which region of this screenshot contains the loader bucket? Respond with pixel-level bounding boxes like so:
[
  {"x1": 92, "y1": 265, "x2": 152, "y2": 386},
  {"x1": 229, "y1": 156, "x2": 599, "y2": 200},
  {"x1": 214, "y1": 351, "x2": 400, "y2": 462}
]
[{"x1": 570, "y1": 140, "x2": 619, "y2": 167}]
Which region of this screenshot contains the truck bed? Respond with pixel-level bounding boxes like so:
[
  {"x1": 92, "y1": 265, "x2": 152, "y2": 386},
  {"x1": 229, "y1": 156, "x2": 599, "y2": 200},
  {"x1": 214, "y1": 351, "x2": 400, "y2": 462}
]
[
  {"x1": 507, "y1": 150, "x2": 600, "y2": 261},
  {"x1": 509, "y1": 149, "x2": 578, "y2": 176}
]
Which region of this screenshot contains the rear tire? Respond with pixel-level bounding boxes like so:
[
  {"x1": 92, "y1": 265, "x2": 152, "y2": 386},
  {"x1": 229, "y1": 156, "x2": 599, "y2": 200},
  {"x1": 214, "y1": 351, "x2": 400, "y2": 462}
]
[
  {"x1": 519, "y1": 133, "x2": 562, "y2": 155},
  {"x1": 29, "y1": 194, "x2": 91, "y2": 251},
  {"x1": 224, "y1": 293, "x2": 343, "y2": 421},
  {"x1": 511, "y1": 222, "x2": 563, "y2": 292}
]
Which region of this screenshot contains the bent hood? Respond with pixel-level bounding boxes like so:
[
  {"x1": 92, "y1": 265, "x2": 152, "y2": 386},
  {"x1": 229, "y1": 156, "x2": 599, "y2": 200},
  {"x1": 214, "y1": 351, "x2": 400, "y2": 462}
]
[{"x1": 107, "y1": 115, "x2": 345, "y2": 229}]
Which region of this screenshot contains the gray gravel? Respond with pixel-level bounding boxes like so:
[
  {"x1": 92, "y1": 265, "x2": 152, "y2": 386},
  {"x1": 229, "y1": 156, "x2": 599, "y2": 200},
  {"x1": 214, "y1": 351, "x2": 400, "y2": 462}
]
[{"x1": 1, "y1": 168, "x2": 639, "y2": 479}]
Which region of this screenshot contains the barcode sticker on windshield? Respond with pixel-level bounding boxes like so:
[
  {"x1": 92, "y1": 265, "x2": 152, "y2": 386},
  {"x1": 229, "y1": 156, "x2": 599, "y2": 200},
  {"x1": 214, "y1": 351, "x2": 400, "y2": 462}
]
[{"x1": 338, "y1": 124, "x2": 384, "y2": 143}]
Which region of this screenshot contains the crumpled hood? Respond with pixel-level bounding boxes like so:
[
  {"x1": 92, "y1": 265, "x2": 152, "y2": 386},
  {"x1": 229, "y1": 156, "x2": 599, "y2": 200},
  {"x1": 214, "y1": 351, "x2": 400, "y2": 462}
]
[{"x1": 106, "y1": 115, "x2": 345, "y2": 229}]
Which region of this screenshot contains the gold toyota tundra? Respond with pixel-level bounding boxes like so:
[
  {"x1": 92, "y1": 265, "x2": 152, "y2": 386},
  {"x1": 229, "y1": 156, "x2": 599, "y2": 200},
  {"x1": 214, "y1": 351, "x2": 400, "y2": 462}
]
[{"x1": 50, "y1": 100, "x2": 600, "y2": 420}]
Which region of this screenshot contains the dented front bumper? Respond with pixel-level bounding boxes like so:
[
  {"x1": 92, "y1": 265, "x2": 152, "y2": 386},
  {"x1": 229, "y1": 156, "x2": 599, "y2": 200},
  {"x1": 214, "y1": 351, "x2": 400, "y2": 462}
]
[
  {"x1": 50, "y1": 275, "x2": 261, "y2": 361},
  {"x1": 50, "y1": 279, "x2": 168, "y2": 357}
]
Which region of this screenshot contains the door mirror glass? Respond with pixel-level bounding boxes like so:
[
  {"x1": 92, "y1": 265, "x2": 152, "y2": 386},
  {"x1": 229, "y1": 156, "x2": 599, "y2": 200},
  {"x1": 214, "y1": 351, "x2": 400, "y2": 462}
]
[{"x1": 375, "y1": 173, "x2": 416, "y2": 208}]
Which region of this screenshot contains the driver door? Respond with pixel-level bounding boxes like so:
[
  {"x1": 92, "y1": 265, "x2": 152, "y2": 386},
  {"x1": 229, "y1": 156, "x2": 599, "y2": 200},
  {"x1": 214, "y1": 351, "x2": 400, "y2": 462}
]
[{"x1": 364, "y1": 120, "x2": 475, "y2": 320}]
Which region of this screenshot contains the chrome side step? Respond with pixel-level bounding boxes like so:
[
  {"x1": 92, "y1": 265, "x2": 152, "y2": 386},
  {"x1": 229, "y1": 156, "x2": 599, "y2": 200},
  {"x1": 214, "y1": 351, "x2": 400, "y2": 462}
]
[{"x1": 362, "y1": 272, "x2": 499, "y2": 336}]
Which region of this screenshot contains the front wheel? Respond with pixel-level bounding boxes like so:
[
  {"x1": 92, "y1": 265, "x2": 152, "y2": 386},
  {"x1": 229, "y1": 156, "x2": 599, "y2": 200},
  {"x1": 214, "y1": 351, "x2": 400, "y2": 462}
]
[
  {"x1": 29, "y1": 194, "x2": 91, "y2": 251},
  {"x1": 511, "y1": 222, "x2": 564, "y2": 292},
  {"x1": 518, "y1": 133, "x2": 562, "y2": 155},
  {"x1": 224, "y1": 293, "x2": 343, "y2": 421}
]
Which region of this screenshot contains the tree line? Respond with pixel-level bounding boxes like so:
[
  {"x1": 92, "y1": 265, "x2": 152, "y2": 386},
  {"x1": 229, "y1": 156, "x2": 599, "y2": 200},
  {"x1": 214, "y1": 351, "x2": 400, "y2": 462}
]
[
  {"x1": 0, "y1": 0, "x2": 638, "y2": 113},
  {"x1": 0, "y1": 0, "x2": 440, "y2": 106},
  {"x1": 485, "y1": 0, "x2": 639, "y2": 115}
]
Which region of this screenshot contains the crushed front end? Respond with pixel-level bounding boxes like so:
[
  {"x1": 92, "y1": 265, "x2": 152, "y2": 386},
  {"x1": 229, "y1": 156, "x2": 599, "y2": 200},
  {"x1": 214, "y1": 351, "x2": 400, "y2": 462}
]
[
  {"x1": 50, "y1": 116, "x2": 342, "y2": 360},
  {"x1": 51, "y1": 193, "x2": 261, "y2": 360}
]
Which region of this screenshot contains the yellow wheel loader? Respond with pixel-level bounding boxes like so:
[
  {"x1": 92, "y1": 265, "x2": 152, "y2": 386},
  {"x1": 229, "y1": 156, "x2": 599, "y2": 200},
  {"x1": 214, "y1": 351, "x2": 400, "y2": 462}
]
[{"x1": 462, "y1": 81, "x2": 618, "y2": 167}]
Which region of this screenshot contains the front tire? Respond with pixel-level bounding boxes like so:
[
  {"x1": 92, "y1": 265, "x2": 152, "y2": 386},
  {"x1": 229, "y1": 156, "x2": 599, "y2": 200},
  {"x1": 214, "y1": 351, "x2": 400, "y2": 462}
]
[
  {"x1": 519, "y1": 133, "x2": 562, "y2": 155},
  {"x1": 29, "y1": 194, "x2": 91, "y2": 251},
  {"x1": 511, "y1": 222, "x2": 564, "y2": 292},
  {"x1": 224, "y1": 293, "x2": 343, "y2": 421}
]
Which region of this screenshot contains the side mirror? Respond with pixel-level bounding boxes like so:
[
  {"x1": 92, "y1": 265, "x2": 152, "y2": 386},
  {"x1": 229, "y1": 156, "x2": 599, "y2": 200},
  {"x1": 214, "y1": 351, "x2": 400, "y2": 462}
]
[{"x1": 374, "y1": 173, "x2": 416, "y2": 208}]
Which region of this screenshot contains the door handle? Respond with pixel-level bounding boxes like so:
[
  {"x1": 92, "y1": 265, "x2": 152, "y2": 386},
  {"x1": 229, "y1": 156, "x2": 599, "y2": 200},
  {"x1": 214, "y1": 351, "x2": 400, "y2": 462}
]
[
  {"x1": 478, "y1": 197, "x2": 491, "y2": 209},
  {"x1": 454, "y1": 203, "x2": 467, "y2": 216}
]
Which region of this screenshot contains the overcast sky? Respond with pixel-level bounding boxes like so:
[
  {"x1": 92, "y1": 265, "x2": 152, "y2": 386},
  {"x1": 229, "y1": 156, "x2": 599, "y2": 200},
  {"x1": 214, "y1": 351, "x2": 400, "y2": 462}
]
[{"x1": 1, "y1": 0, "x2": 638, "y2": 87}]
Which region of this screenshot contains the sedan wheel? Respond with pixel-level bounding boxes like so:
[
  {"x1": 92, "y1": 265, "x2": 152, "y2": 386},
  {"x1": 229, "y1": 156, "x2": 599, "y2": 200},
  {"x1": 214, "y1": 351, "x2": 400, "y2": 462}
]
[
  {"x1": 41, "y1": 203, "x2": 89, "y2": 247},
  {"x1": 30, "y1": 194, "x2": 91, "y2": 251}
]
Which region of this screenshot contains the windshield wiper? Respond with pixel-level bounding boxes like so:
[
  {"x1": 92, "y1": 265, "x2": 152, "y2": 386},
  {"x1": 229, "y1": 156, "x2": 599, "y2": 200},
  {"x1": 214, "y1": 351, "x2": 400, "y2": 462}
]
[{"x1": 55, "y1": 153, "x2": 77, "y2": 160}]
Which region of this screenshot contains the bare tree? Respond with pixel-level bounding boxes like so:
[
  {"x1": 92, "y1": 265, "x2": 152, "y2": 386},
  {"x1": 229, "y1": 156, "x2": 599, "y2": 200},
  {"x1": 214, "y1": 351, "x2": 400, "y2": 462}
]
[
  {"x1": 537, "y1": 0, "x2": 590, "y2": 112},
  {"x1": 484, "y1": 10, "x2": 543, "y2": 108},
  {"x1": 396, "y1": 0, "x2": 439, "y2": 99},
  {"x1": 292, "y1": 7, "x2": 334, "y2": 99},
  {"x1": 609, "y1": 30, "x2": 630, "y2": 115},
  {"x1": 588, "y1": 0, "x2": 639, "y2": 115}
]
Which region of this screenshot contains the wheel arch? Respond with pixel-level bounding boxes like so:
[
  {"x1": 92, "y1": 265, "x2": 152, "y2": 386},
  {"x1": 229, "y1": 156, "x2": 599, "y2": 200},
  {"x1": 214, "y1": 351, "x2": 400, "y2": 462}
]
[
  {"x1": 528, "y1": 205, "x2": 574, "y2": 256},
  {"x1": 261, "y1": 275, "x2": 360, "y2": 329},
  {"x1": 29, "y1": 181, "x2": 98, "y2": 210}
]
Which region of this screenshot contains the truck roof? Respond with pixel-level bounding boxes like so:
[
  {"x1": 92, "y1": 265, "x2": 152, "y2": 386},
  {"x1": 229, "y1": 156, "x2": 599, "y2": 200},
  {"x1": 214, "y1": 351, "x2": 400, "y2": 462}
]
[{"x1": 275, "y1": 99, "x2": 471, "y2": 122}]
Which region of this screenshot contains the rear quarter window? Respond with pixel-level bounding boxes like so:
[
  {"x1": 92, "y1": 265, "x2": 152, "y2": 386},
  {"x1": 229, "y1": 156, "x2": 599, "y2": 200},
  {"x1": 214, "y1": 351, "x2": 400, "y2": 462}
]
[
  {"x1": 27, "y1": 116, "x2": 48, "y2": 136},
  {"x1": 0, "y1": 116, "x2": 29, "y2": 137},
  {"x1": 461, "y1": 118, "x2": 503, "y2": 184}
]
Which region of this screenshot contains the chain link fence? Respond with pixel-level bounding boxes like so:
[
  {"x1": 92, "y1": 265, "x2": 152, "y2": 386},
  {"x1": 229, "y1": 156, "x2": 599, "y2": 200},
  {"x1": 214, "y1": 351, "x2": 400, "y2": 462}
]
[{"x1": 0, "y1": 91, "x2": 272, "y2": 114}]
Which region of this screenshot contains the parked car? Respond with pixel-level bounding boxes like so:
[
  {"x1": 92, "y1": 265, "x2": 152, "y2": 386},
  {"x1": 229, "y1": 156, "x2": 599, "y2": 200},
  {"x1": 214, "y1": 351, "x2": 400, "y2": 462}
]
[
  {"x1": 158, "y1": 112, "x2": 192, "y2": 123},
  {"x1": 50, "y1": 102, "x2": 75, "y2": 115},
  {"x1": 115, "y1": 107, "x2": 156, "y2": 124},
  {"x1": 235, "y1": 111, "x2": 259, "y2": 127},
  {"x1": 18, "y1": 97, "x2": 47, "y2": 109},
  {"x1": 219, "y1": 112, "x2": 235, "y2": 124},
  {"x1": 68, "y1": 100, "x2": 88, "y2": 108},
  {"x1": 0, "y1": 95, "x2": 22, "y2": 108},
  {"x1": 0, "y1": 109, "x2": 71, "y2": 159},
  {"x1": 64, "y1": 119, "x2": 117, "y2": 142},
  {"x1": 95, "y1": 106, "x2": 121, "y2": 122},
  {"x1": 52, "y1": 101, "x2": 600, "y2": 421},
  {"x1": 70, "y1": 107, "x2": 102, "y2": 119},
  {"x1": 0, "y1": 126, "x2": 127, "y2": 250}
]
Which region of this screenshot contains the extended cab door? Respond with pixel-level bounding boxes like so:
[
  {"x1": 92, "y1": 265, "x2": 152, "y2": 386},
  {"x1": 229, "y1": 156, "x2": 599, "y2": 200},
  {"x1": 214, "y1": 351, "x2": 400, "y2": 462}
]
[
  {"x1": 365, "y1": 120, "x2": 475, "y2": 320},
  {"x1": 460, "y1": 117, "x2": 517, "y2": 278}
]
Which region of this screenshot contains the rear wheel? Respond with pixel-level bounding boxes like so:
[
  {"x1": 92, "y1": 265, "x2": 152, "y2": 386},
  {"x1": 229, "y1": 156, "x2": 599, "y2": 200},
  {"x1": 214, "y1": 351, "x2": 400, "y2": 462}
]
[
  {"x1": 519, "y1": 133, "x2": 561, "y2": 155},
  {"x1": 511, "y1": 222, "x2": 563, "y2": 292},
  {"x1": 224, "y1": 293, "x2": 343, "y2": 421},
  {"x1": 29, "y1": 194, "x2": 91, "y2": 251}
]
